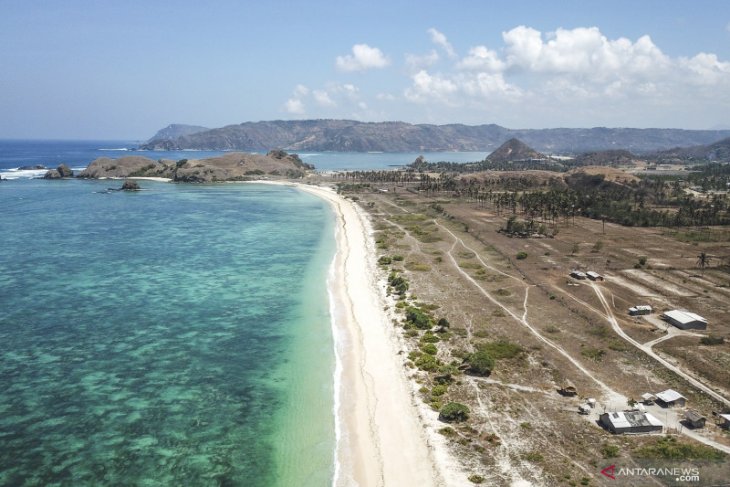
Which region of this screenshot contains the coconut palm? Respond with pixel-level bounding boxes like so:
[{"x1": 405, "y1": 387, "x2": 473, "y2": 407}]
[{"x1": 697, "y1": 252, "x2": 712, "y2": 271}]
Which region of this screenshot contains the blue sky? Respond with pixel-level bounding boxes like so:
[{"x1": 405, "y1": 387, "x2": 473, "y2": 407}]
[{"x1": 1, "y1": 0, "x2": 729, "y2": 139}]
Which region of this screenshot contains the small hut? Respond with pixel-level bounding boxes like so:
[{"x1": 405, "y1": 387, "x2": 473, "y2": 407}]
[
  {"x1": 655, "y1": 389, "x2": 687, "y2": 408},
  {"x1": 684, "y1": 410, "x2": 706, "y2": 429},
  {"x1": 641, "y1": 393, "x2": 655, "y2": 405},
  {"x1": 559, "y1": 381, "x2": 577, "y2": 396}
]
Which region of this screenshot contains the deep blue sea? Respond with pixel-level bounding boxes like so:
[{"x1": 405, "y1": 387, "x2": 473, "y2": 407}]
[
  {"x1": 0, "y1": 139, "x2": 488, "y2": 179},
  {"x1": 0, "y1": 140, "x2": 486, "y2": 485}
]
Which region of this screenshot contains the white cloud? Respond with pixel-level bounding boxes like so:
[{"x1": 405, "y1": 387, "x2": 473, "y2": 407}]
[
  {"x1": 336, "y1": 44, "x2": 390, "y2": 72},
  {"x1": 428, "y1": 28, "x2": 456, "y2": 58},
  {"x1": 313, "y1": 90, "x2": 336, "y2": 106},
  {"x1": 457, "y1": 46, "x2": 505, "y2": 72},
  {"x1": 405, "y1": 70, "x2": 458, "y2": 104},
  {"x1": 284, "y1": 98, "x2": 305, "y2": 115},
  {"x1": 376, "y1": 92, "x2": 397, "y2": 101},
  {"x1": 405, "y1": 50, "x2": 440, "y2": 72},
  {"x1": 293, "y1": 84, "x2": 309, "y2": 97}
]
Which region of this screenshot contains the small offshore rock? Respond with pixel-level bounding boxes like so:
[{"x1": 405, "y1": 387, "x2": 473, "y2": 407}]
[
  {"x1": 43, "y1": 169, "x2": 62, "y2": 179},
  {"x1": 121, "y1": 180, "x2": 141, "y2": 191},
  {"x1": 57, "y1": 164, "x2": 74, "y2": 178}
]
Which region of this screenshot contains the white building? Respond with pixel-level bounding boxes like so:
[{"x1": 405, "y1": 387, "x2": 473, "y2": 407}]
[
  {"x1": 600, "y1": 410, "x2": 663, "y2": 434},
  {"x1": 662, "y1": 310, "x2": 707, "y2": 330},
  {"x1": 629, "y1": 305, "x2": 653, "y2": 316},
  {"x1": 655, "y1": 389, "x2": 687, "y2": 407}
]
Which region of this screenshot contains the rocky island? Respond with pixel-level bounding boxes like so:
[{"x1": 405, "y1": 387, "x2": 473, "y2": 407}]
[{"x1": 77, "y1": 150, "x2": 313, "y2": 183}]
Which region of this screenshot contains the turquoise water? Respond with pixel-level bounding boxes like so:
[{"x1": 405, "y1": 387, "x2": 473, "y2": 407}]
[{"x1": 0, "y1": 179, "x2": 335, "y2": 486}]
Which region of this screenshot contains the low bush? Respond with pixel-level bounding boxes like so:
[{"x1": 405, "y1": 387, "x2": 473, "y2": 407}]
[
  {"x1": 438, "y1": 402, "x2": 470, "y2": 423},
  {"x1": 464, "y1": 350, "x2": 495, "y2": 376}
]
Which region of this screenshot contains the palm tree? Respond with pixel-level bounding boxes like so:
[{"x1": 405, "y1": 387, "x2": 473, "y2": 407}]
[{"x1": 697, "y1": 252, "x2": 712, "y2": 272}]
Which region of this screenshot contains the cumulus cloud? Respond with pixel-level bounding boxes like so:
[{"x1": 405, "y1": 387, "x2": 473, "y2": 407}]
[
  {"x1": 313, "y1": 89, "x2": 336, "y2": 107},
  {"x1": 404, "y1": 25, "x2": 730, "y2": 110},
  {"x1": 428, "y1": 28, "x2": 456, "y2": 58},
  {"x1": 405, "y1": 50, "x2": 440, "y2": 72},
  {"x1": 405, "y1": 70, "x2": 459, "y2": 104},
  {"x1": 457, "y1": 46, "x2": 505, "y2": 72},
  {"x1": 336, "y1": 44, "x2": 390, "y2": 72},
  {"x1": 284, "y1": 98, "x2": 305, "y2": 115}
]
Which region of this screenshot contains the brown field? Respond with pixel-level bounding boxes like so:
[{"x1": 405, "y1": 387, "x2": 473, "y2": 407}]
[{"x1": 328, "y1": 178, "x2": 730, "y2": 486}]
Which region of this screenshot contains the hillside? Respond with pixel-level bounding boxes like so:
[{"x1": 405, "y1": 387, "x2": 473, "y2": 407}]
[
  {"x1": 147, "y1": 123, "x2": 209, "y2": 142},
  {"x1": 140, "y1": 120, "x2": 730, "y2": 154},
  {"x1": 486, "y1": 138, "x2": 545, "y2": 163},
  {"x1": 654, "y1": 136, "x2": 730, "y2": 161},
  {"x1": 77, "y1": 151, "x2": 313, "y2": 182}
]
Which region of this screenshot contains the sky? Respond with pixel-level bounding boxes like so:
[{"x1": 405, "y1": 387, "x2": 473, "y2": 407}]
[{"x1": 1, "y1": 0, "x2": 729, "y2": 139}]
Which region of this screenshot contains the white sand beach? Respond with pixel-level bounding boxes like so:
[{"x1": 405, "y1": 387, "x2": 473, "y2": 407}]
[{"x1": 294, "y1": 183, "x2": 446, "y2": 487}]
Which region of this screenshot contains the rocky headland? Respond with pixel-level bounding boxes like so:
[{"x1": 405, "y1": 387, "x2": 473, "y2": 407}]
[{"x1": 76, "y1": 150, "x2": 313, "y2": 183}]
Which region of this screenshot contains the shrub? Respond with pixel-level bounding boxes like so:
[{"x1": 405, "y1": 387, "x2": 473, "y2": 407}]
[
  {"x1": 438, "y1": 427, "x2": 456, "y2": 437},
  {"x1": 421, "y1": 343, "x2": 438, "y2": 355},
  {"x1": 421, "y1": 332, "x2": 440, "y2": 343},
  {"x1": 468, "y1": 474, "x2": 485, "y2": 484},
  {"x1": 523, "y1": 451, "x2": 544, "y2": 462},
  {"x1": 638, "y1": 255, "x2": 648, "y2": 266},
  {"x1": 581, "y1": 347, "x2": 605, "y2": 362},
  {"x1": 516, "y1": 251, "x2": 528, "y2": 260},
  {"x1": 602, "y1": 444, "x2": 620, "y2": 458},
  {"x1": 464, "y1": 350, "x2": 495, "y2": 376},
  {"x1": 438, "y1": 402, "x2": 470, "y2": 423},
  {"x1": 392, "y1": 255, "x2": 404, "y2": 261},
  {"x1": 406, "y1": 306, "x2": 433, "y2": 330},
  {"x1": 480, "y1": 340, "x2": 523, "y2": 360},
  {"x1": 415, "y1": 354, "x2": 439, "y2": 371},
  {"x1": 700, "y1": 335, "x2": 724, "y2": 346},
  {"x1": 436, "y1": 317, "x2": 450, "y2": 330},
  {"x1": 378, "y1": 256, "x2": 392, "y2": 265},
  {"x1": 431, "y1": 384, "x2": 448, "y2": 396},
  {"x1": 635, "y1": 436, "x2": 725, "y2": 460}
]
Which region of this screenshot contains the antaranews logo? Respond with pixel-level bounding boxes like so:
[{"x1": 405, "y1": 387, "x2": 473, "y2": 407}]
[
  {"x1": 600, "y1": 464, "x2": 701, "y2": 482},
  {"x1": 601, "y1": 465, "x2": 616, "y2": 480}
]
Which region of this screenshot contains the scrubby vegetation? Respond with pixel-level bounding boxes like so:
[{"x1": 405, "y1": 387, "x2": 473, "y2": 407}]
[
  {"x1": 439, "y1": 402, "x2": 470, "y2": 423},
  {"x1": 635, "y1": 436, "x2": 726, "y2": 460}
]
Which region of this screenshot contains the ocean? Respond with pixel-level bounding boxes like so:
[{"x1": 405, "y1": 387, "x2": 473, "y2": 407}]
[
  {"x1": 0, "y1": 140, "x2": 486, "y2": 485},
  {"x1": 0, "y1": 139, "x2": 489, "y2": 178}
]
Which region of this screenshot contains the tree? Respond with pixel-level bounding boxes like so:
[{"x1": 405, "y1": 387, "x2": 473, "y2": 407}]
[
  {"x1": 697, "y1": 252, "x2": 711, "y2": 271},
  {"x1": 438, "y1": 402, "x2": 470, "y2": 422},
  {"x1": 464, "y1": 350, "x2": 495, "y2": 376}
]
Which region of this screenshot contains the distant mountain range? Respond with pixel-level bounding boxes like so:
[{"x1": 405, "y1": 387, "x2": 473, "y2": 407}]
[
  {"x1": 140, "y1": 120, "x2": 730, "y2": 155},
  {"x1": 653, "y1": 136, "x2": 730, "y2": 161}
]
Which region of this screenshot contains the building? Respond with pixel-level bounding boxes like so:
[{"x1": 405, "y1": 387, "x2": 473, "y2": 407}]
[
  {"x1": 655, "y1": 389, "x2": 687, "y2": 408},
  {"x1": 600, "y1": 410, "x2": 663, "y2": 434},
  {"x1": 684, "y1": 410, "x2": 706, "y2": 429},
  {"x1": 586, "y1": 271, "x2": 604, "y2": 281},
  {"x1": 629, "y1": 305, "x2": 653, "y2": 316},
  {"x1": 559, "y1": 382, "x2": 577, "y2": 396},
  {"x1": 662, "y1": 310, "x2": 708, "y2": 330},
  {"x1": 570, "y1": 270, "x2": 587, "y2": 280},
  {"x1": 641, "y1": 392, "x2": 655, "y2": 404}
]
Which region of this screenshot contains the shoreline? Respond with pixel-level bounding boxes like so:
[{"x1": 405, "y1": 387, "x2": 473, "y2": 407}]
[{"x1": 288, "y1": 182, "x2": 446, "y2": 486}]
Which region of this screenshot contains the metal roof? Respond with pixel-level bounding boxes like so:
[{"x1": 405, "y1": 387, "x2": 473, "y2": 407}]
[
  {"x1": 604, "y1": 411, "x2": 663, "y2": 429},
  {"x1": 655, "y1": 389, "x2": 686, "y2": 403},
  {"x1": 663, "y1": 310, "x2": 707, "y2": 325}
]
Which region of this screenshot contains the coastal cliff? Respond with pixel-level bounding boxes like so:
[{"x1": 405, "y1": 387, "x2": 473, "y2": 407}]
[{"x1": 77, "y1": 151, "x2": 313, "y2": 182}]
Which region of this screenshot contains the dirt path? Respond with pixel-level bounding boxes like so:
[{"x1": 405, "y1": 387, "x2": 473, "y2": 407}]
[
  {"x1": 437, "y1": 222, "x2": 623, "y2": 402},
  {"x1": 591, "y1": 282, "x2": 730, "y2": 409}
]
